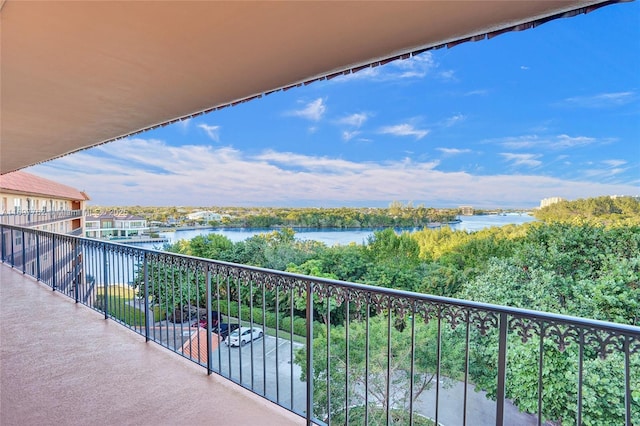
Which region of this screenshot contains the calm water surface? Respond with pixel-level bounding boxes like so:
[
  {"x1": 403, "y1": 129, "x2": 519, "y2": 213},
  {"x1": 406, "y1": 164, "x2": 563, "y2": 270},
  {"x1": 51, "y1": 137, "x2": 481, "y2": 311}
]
[{"x1": 137, "y1": 214, "x2": 537, "y2": 250}]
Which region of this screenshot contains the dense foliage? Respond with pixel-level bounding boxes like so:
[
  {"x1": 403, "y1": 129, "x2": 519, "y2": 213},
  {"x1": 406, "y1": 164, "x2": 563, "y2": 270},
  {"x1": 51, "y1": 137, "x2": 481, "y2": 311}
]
[
  {"x1": 534, "y1": 195, "x2": 640, "y2": 226},
  {"x1": 90, "y1": 202, "x2": 461, "y2": 228},
  {"x1": 132, "y1": 196, "x2": 639, "y2": 425}
]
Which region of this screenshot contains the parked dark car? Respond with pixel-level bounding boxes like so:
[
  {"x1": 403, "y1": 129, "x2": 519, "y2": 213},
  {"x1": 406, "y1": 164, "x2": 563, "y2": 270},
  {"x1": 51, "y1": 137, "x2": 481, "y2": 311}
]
[
  {"x1": 188, "y1": 310, "x2": 238, "y2": 338},
  {"x1": 214, "y1": 323, "x2": 240, "y2": 339},
  {"x1": 192, "y1": 311, "x2": 223, "y2": 329}
]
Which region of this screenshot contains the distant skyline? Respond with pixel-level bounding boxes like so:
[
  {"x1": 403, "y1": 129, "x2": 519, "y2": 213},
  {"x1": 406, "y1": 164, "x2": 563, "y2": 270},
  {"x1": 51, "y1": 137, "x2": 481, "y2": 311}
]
[{"x1": 28, "y1": 2, "x2": 639, "y2": 208}]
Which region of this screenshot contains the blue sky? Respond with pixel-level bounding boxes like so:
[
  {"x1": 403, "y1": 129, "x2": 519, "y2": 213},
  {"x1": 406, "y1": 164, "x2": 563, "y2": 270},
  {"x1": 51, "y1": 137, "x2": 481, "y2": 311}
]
[{"x1": 29, "y1": 2, "x2": 639, "y2": 209}]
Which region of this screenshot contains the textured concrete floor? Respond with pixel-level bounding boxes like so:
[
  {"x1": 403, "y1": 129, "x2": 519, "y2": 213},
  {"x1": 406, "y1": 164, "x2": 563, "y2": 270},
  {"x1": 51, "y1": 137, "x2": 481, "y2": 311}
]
[{"x1": 0, "y1": 264, "x2": 304, "y2": 426}]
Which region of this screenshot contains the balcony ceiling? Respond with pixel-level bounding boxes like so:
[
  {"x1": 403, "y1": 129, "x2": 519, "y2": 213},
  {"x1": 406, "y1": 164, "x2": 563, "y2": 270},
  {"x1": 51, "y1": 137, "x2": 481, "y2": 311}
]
[{"x1": 0, "y1": 0, "x2": 614, "y2": 174}]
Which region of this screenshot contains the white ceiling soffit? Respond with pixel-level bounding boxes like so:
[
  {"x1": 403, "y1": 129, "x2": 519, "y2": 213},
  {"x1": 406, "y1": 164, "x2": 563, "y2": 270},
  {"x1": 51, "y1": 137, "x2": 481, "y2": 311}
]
[{"x1": 0, "y1": 0, "x2": 622, "y2": 174}]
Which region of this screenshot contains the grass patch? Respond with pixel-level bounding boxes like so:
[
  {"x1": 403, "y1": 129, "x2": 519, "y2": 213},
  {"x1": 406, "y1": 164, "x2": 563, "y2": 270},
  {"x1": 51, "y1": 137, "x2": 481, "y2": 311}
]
[{"x1": 95, "y1": 286, "x2": 146, "y2": 327}]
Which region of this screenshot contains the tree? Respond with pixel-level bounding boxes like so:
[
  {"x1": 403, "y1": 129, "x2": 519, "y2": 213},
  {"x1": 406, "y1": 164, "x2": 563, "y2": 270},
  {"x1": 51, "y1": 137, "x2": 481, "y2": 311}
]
[
  {"x1": 459, "y1": 222, "x2": 640, "y2": 424},
  {"x1": 295, "y1": 314, "x2": 465, "y2": 424}
]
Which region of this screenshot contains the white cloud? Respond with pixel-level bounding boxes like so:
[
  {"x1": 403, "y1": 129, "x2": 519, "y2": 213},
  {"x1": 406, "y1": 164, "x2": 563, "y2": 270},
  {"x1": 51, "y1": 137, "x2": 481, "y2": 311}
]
[
  {"x1": 443, "y1": 114, "x2": 466, "y2": 127},
  {"x1": 580, "y1": 159, "x2": 631, "y2": 181},
  {"x1": 289, "y1": 98, "x2": 326, "y2": 121},
  {"x1": 437, "y1": 148, "x2": 472, "y2": 156},
  {"x1": 198, "y1": 124, "x2": 221, "y2": 142},
  {"x1": 439, "y1": 70, "x2": 456, "y2": 81},
  {"x1": 554, "y1": 134, "x2": 596, "y2": 148},
  {"x1": 342, "y1": 130, "x2": 361, "y2": 141},
  {"x1": 26, "y1": 138, "x2": 639, "y2": 208},
  {"x1": 379, "y1": 123, "x2": 429, "y2": 140},
  {"x1": 494, "y1": 134, "x2": 597, "y2": 150},
  {"x1": 177, "y1": 118, "x2": 191, "y2": 131},
  {"x1": 336, "y1": 67, "x2": 380, "y2": 82},
  {"x1": 562, "y1": 91, "x2": 636, "y2": 108},
  {"x1": 500, "y1": 153, "x2": 543, "y2": 168},
  {"x1": 464, "y1": 89, "x2": 488, "y2": 96},
  {"x1": 391, "y1": 53, "x2": 436, "y2": 78},
  {"x1": 338, "y1": 113, "x2": 368, "y2": 127},
  {"x1": 602, "y1": 159, "x2": 627, "y2": 168},
  {"x1": 335, "y1": 52, "x2": 436, "y2": 82}
]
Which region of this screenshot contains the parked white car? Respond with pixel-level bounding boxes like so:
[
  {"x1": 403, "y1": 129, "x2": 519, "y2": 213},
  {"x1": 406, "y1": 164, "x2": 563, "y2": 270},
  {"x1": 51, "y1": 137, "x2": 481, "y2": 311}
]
[{"x1": 225, "y1": 326, "x2": 263, "y2": 347}]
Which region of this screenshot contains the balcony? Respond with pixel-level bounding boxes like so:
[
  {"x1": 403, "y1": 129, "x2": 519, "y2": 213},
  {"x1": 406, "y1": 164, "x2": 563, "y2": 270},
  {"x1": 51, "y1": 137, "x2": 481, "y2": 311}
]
[
  {"x1": 1, "y1": 223, "x2": 638, "y2": 425},
  {"x1": 0, "y1": 209, "x2": 83, "y2": 228},
  {"x1": 0, "y1": 264, "x2": 302, "y2": 426}
]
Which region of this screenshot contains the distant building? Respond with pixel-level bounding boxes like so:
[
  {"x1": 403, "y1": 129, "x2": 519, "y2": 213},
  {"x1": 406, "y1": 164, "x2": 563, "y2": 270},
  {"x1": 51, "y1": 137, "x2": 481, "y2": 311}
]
[
  {"x1": 459, "y1": 206, "x2": 474, "y2": 216},
  {"x1": 540, "y1": 197, "x2": 566, "y2": 208},
  {"x1": 186, "y1": 211, "x2": 222, "y2": 223},
  {"x1": 0, "y1": 170, "x2": 90, "y2": 235},
  {"x1": 85, "y1": 214, "x2": 148, "y2": 238}
]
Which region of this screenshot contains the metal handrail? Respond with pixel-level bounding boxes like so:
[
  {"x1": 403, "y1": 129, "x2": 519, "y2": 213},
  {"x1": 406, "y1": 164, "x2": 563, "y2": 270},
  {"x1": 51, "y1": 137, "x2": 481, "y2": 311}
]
[
  {"x1": 1, "y1": 223, "x2": 638, "y2": 426},
  {"x1": 0, "y1": 209, "x2": 83, "y2": 227}
]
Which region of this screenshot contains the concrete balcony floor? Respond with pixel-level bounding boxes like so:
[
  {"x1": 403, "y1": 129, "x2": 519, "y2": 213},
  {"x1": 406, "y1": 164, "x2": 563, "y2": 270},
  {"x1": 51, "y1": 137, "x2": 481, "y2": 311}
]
[{"x1": 0, "y1": 264, "x2": 304, "y2": 426}]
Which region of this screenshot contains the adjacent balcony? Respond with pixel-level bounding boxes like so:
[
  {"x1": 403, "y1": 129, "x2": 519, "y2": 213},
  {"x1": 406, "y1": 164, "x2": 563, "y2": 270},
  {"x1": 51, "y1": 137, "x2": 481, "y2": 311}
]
[
  {"x1": 1, "y1": 223, "x2": 638, "y2": 425},
  {"x1": 0, "y1": 209, "x2": 83, "y2": 228}
]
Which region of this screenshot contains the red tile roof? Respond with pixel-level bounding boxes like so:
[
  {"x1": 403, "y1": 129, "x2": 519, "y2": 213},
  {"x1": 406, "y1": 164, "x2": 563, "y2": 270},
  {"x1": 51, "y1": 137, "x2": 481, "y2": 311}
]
[
  {"x1": 0, "y1": 171, "x2": 90, "y2": 201},
  {"x1": 180, "y1": 327, "x2": 221, "y2": 365}
]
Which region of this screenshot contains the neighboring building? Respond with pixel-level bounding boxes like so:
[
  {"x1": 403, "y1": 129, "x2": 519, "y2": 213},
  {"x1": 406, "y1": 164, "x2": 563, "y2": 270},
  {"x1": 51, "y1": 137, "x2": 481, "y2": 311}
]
[
  {"x1": 0, "y1": 170, "x2": 89, "y2": 235},
  {"x1": 85, "y1": 214, "x2": 148, "y2": 239},
  {"x1": 539, "y1": 197, "x2": 566, "y2": 208},
  {"x1": 186, "y1": 211, "x2": 222, "y2": 223},
  {"x1": 0, "y1": 170, "x2": 90, "y2": 284},
  {"x1": 459, "y1": 206, "x2": 474, "y2": 216}
]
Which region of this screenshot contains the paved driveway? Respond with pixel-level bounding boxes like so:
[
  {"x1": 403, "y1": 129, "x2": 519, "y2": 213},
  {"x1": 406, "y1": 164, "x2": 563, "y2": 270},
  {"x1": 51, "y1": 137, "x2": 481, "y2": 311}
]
[
  {"x1": 153, "y1": 321, "x2": 540, "y2": 425},
  {"x1": 212, "y1": 334, "x2": 308, "y2": 415}
]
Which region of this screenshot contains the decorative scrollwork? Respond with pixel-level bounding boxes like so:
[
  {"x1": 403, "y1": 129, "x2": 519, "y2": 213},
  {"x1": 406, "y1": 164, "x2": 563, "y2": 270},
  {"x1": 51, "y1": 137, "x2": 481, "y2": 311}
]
[
  {"x1": 389, "y1": 297, "x2": 412, "y2": 319},
  {"x1": 315, "y1": 283, "x2": 337, "y2": 302},
  {"x1": 414, "y1": 300, "x2": 439, "y2": 324},
  {"x1": 277, "y1": 275, "x2": 298, "y2": 292},
  {"x1": 315, "y1": 284, "x2": 349, "y2": 306},
  {"x1": 368, "y1": 292, "x2": 388, "y2": 314},
  {"x1": 262, "y1": 274, "x2": 280, "y2": 291},
  {"x1": 545, "y1": 323, "x2": 580, "y2": 353},
  {"x1": 340, "y1": 287, "x2": 368, "y2": 310},
  {"x1": 629, "y1": 334, "x2": 640, "y2": 355},
  {"x1": 441, "y1": 304, "x2": 470, "y2": 330},
  {"x1": 583, "y1": 328, "x2": 626, "y2": 359},
  {"x1": 468, "y1": 309, "x2": 499, "y2": 336},
  {"x1": 509, "y1": 316, "x2": 542, "y2": 344}
]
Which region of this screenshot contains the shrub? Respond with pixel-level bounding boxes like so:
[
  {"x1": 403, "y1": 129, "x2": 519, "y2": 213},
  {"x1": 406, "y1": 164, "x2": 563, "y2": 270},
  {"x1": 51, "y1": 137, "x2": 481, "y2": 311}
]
[
  {"x1": 293, "y1": 317, "x2": 307, "y2": 336},
  {"x1": 280, "y1": 316, "x2": 292, "y2": 333},
  {"x1": 264, "y1": 312, "x2": 277, "y2": 329}
]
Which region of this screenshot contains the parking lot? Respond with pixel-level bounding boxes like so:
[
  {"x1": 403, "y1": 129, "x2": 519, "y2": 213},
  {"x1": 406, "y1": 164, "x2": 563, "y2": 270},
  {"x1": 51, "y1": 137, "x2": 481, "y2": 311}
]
[{"x1": 211, "y1": 333, "x2": 307, "y2": 414}]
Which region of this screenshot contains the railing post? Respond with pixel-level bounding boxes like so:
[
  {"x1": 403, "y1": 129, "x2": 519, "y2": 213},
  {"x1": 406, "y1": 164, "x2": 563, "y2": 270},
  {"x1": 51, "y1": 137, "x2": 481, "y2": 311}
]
[
  {"x1": 0, "y1": 224, "x2": 3, "y2": 262},
  {"x1": 143, "y1": 252, "x2": 150, "y2": 341},
  {"x1": 10, "y1": 228, "x2": 15, "y2": 267},
  {"x1": 21, "y1": 228, "x2": 26, "y2": 274},
  {"x1": 0, "y1": 224, "x2": 5, "y2": 263},
  {"x1": 206, "y1": 269, "x2": 213, "y2": 375},
  {"x1": 305, "y1": 280, "x2": 314, "y2": 426},
  {"x1": 496, "y1": 312, "x2": 508, "y2": 426},
  {"x1": 103, "y1": 247, "x2": 109, "y2": 319},
  {"x1": 36, "y1": 233, "x2": 41, "y2": 281},
  {"x1": 74, "y1": 240, "x2": 80, "y2": 303},
  {"x1": 51, "y1": 237, "x2": 56, "y2": 291},
  {"x1": 624, "y1": 335, "x2": 631, "y2": 426}
]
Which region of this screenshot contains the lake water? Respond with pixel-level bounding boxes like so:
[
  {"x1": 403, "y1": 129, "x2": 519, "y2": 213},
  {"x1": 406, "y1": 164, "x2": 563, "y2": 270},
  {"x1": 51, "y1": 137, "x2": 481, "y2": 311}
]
[{"x1": 135, "y1": 214, "x2": 537, "y2": 250}]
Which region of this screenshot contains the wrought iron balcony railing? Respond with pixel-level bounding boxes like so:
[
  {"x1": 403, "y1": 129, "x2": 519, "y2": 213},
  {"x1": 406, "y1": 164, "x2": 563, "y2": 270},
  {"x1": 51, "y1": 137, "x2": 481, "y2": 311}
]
[
  {"x1": 0, "y1": 209, "x2": 83, "y2": 227},
  {"x1": 1, "y1": 223, "x2": 638, "y2": 426}
]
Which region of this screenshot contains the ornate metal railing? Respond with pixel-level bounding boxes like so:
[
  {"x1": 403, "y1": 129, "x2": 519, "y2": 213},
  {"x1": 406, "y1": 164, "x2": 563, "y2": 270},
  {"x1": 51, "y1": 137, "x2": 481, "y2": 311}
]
[
  {"x1": 0, "y1": 209, "x2": 83, "y2": 227},
  {"x1": 1, "y1": 223, "x2": 638, "y2": 426}
]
